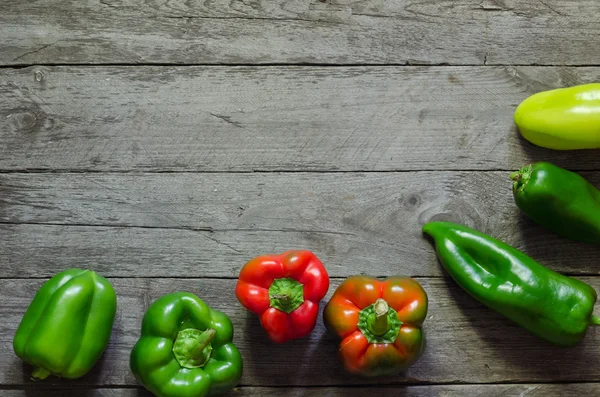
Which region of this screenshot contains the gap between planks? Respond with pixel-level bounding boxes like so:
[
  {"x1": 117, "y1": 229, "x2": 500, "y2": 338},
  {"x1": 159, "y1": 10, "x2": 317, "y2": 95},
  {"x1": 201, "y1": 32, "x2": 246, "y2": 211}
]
[
  {"x1": 1, "y1": 275, "x2": 598, "y2": 280},
  {"x1": 3, "y1": 169, "x2": 600, "y2": 173},
  {"x1": 5, "y1": 380, "x2": 600, "y2": 389},
  {"x1": 4, "y1": 63, "x2": 600, "y2": 69}
]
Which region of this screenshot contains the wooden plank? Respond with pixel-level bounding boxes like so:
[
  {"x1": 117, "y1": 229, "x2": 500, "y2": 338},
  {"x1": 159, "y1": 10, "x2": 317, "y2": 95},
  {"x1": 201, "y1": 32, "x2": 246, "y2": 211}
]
[
  {"x1": 2, "y1": 277, "x2": 600, "y2": 386},
  {"x1": 2, "y1": 171, "x2": 600, "y2": 278},
  {"x1": 4, "y1": 384, "x2": 600, "y2": 396},
  {"x1": 3, "y1": 391, "x2": 148, "y2": 397},
  {"x1": 1, "y1": 0, "x2": 599, "y2": 65},
  {"x1": 2, "y1": 66, "x2": 600, "y2": 172}
]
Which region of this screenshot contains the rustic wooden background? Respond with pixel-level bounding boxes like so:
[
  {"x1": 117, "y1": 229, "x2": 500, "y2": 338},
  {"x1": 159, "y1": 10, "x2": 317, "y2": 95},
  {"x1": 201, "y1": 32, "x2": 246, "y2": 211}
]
[{"x1": 2, "y1": 0, "x2": 600, "y2": 395}]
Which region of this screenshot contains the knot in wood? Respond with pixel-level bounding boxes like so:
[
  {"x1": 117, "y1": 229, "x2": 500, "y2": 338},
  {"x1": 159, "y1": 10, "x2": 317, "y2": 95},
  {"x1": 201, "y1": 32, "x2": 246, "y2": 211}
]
[
  {"x1": 34, "y1": 70, "x2": 45, "y2": 82},
  {"x1": 8, "y1": 111, "x2": 38, "y2": 132}
]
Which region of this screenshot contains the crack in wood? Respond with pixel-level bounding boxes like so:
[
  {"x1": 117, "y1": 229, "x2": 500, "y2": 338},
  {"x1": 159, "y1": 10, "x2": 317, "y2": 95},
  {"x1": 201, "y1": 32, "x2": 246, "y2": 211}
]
[
  {"x1": 99, "y1": 0, "x2": 120, "y2": 9},
  {"x1": 203, "y1": 233, "x2": 242, "y2": 253},
  {"x1": 12, "y1": 41, "x2": 59, "y2": 62},
  {"x1": 162, "y1": 14, "x2": 316, "y2": 23},
  {"x1": 351, "y1": 12, "x2": 388, "y2": 18},
  {"x1": 209, "y1": 112, "x2": 244, "y2": 128},
  {"x1": 475, "y1": 0, "x2": 564, "y2": 16},
  {"x1": 476, "y1": 0, "x2": 506, "y2": 12},
  {"x1": 0, "y1": 219, "x2": 359, "y2": 237},
  {"x1": 538, "y1": 0, "x2": 564, "y2": 16}
]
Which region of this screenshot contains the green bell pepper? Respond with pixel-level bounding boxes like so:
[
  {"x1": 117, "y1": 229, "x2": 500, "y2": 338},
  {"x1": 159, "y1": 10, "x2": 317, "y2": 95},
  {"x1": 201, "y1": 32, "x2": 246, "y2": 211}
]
[
  {"x1": 423, "y1": 222, "x2": 600, "y2": 346},
  {"x1": 130, "y1": 292, "x2": 243, "y2": 397},
  {"x1": 13, "y1": 269, "x2": 117, "y2": 380},
  {"x1": 511, "y1": 161, "x2": 600, "y2": 245},
  {"x1": 514, "y1": 83, "x2": 600, "y2": 150}
]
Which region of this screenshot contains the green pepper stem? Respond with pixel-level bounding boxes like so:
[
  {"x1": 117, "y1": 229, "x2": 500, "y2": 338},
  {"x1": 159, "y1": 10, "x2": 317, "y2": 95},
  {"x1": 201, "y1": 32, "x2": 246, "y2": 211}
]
[
  {"x1": 190, "y1": 328, "x2": 216, "y2": 358},
  {"x1": 173, "y1": 328, "x2": 215, "y2": 369},
  {"x1": 509, "y1": 171, "x2": 522, "y2": 182},
  {"x1": 369, "y1": 298, "x2": 390, "y2": 336},
  {"x1": 590, "y1": 315, "x2": 600, "y2": 326},
  {"x1": 31, "y1": 366, "x2": 51, "y2": 380}
]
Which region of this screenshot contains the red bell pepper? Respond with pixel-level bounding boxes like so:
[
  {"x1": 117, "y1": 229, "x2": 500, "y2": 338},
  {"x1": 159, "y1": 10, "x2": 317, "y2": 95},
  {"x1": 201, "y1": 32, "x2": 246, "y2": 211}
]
[{"x1": 235, "y1": 250, "x2": 329, "y2": 343}]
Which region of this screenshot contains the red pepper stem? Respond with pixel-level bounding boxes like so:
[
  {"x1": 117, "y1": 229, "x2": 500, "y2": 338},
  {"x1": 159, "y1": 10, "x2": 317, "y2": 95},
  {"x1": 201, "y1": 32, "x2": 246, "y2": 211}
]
[
  {"x1": 369, "y1": 298, "x2": 390, "y2": 336},
  {"x1": 271, "y1": 294, "x2": 292, "y2": 307},
  {"x1": 268, "y1": 278, "x2": 305, "y2": 314},
  {"x1": 590, "y1": 315, "x2": 600, "y2": 326},
  {"x1": 189, "y1": 328, "x2": 216, "y2": 358}
]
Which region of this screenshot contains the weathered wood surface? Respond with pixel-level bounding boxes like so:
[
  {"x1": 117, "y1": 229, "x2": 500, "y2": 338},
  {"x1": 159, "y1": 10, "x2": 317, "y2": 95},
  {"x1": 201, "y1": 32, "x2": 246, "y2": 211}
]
[
  {"x1": 4, "y1": 384, "x2": 600, "y2": 397},
  {"x1": 2, "y1": 0, "x2": 600, "y2": 66},
  {"x1": 3, "y1": 0, "x2": 600, "y2": 394},
  {"x1": 2, "y1": 277, "x2": 600, "y2": 387},
  {"x1": 2, "y1": 171, "x2": 600, "y2": 278},
  {"x1": 2, "y1": 66, "x2": 600, "y2": 172}
]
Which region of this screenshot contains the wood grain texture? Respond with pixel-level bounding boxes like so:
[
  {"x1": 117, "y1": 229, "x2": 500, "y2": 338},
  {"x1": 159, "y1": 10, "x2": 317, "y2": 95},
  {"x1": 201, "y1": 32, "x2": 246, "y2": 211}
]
[
  {"x1": 3, "y1": 1, "x2": 600, "y2": 394},
  {"x1": 2, "y1": 66, "x2": 600, "y2": 172},
  {"x1": 4, "y1": 384, "x2": 600, "y2": 397},
  {"x1": 2, "y1": 277, "x2": 600, "y2": 386},
  {"x1": 2, "y1": 171, "x2": 600, "y2": 278},
  {"x1": 1, "y1": 0, "x2": 599, "y2": 65}
]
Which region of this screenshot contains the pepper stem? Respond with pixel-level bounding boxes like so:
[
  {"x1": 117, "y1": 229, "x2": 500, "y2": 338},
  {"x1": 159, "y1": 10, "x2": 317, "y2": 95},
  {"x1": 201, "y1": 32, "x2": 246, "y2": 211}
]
[
  {"x1": 357, "y1": 298, "x2": 402, "y2": 344},
  {"x1": 271, "y1": 294, "x2": 292, "y2": 307},
  {"x1": 590, "y1": 315, "x2": 600, "y2": 326},
  {"x1": 369, "y1": 298, "x2": 390, "y2": 336},
  {"x1": 510, "y1": 164, "x2": 532, "y2": 192},
  {"x1": 268, "y1": 277, "x2": 304, "y2": 314},
  {"x1": 31, "y1": 366, "x2": 51, "y2": 380},
  {"x1": 189, "y1": 328, "x2": 216, "y2": 357},
  {"x1": 172, "y1": 328, "x2": 216, "y2": 369},
  {"x1": 509, "y1": 171, "x2": 522, "y2": 182}
]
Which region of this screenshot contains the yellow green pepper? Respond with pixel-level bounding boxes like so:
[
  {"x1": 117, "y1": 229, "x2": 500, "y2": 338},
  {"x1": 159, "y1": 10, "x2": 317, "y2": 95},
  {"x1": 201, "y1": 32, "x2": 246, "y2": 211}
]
[{"x1": 514, "y1": 83, "x2": 600, "y2": 150}]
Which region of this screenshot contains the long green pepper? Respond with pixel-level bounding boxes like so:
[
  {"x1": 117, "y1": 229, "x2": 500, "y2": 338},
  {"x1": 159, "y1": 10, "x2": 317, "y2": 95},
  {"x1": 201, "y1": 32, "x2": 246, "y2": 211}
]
[{"x1": 423, "y1": 222, "x2": 600, "y2": 346}]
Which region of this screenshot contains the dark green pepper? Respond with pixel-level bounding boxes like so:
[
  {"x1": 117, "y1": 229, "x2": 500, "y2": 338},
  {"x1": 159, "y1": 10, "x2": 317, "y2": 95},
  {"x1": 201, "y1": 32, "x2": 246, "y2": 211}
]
[
  {"x1": 423, "y1": 222, "x2": 600, "y2": 346},
  {"x1": 13, "y1": 269, "x2": 117, "y2": 380},
  {"x1": 130, "y1": 292, "x2": 243, "y2": 397},
  {"x1": 511, "y1": 161, "x2": 600, "y2": 245}
]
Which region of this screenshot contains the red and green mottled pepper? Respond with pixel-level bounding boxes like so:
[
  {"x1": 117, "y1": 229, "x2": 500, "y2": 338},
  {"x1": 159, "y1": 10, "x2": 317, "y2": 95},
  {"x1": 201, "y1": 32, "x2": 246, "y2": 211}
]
[{"x1": 323, "y1": 275, "x2": 427, "y2": 377}]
